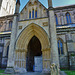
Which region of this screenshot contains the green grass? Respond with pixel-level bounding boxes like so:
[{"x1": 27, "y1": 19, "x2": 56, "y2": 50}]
[
  {"x1": 0, "y1": 69, "x2": 75, "y2": 75},
  {"x1": 0, "y1": 70, "x2": 10, "y2": 75},
  {"x1": 61, "y1": 69, "x2": 75, "y2": 75},
  {"x1": 0, "y1": 70, "x2": 4, "y2": 73},
  {"x1": 65, "y1": 71, "x2": 75, "y2": 75},
  {"x1": 0, "y1": 74, "x2": 10, "y2": 75}
]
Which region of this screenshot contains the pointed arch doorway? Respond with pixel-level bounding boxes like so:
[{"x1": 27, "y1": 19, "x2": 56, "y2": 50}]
[
  {"x1": 26, "y1": 36, "x2": 42, "y2": 72},
  {"x1": 15, "y1": 23, "x2": 51, "y2": 72}
]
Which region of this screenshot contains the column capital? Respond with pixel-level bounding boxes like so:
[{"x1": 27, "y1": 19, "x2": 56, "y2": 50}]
[{"x1": 48, "y1": 7, "x2": 54, "y2": 10}]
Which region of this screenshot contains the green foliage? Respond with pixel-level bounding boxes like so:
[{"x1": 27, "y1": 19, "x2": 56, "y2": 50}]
[{"x1": 70, "y1": 53, "x2": 75, "y2": 56}]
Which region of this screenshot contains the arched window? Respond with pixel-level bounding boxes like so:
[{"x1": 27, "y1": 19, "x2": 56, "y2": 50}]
[
  {"x1": 35, "y1": 10, "x2": 37, "y2": 18},
  {"x1": 55, "y1": 14, "x2": 58, "y2": 25},
  {"x1": 9, "y1": 21, "x2": 12, "y2": 28},
  {"x1": 58, "y1": 40, "x2": 64, "y2": 55},
  {"x1": 32, "y1": 9, "x2": 34, "y2": 18},
  {"x1": 29, "y1": 11, "x2": 31, "y2": 19},
  {"x1": 66, "y1": 12, "x2": 72, "y2": 24},
  {"x1": 6, "y1": 45, "x2": 9, "y2": 58}
]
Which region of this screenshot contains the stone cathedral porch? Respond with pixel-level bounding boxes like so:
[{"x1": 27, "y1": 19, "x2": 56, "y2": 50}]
[{"x1": 14, "y1": 24, "x2": 51, "y2": 73}]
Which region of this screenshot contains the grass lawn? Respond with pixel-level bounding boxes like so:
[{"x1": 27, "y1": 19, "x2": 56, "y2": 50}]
[
  {"x1": 61, "y1": 69, "x2": 75, "y2": 75},
  {"x1": 0, "y1": 70, "x2": 4, "y2": 73},
  {"x1": 64, "y1": 71, "x2": 75, "y2": 75},
  {"x1": 0, "y1": 69, "x2": 75, "y2": 75},
  {"x1": 0, "y1": 70, "x2": 10, "y2": 75}
]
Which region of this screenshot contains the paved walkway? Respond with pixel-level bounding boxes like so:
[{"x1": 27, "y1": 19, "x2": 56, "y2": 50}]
[
  {"x1": 12, "y1": 72, "x2": 50, "y2": 75},
  {"x1": 60, "y1": 71, "x2": 67, "y2": 75},
  {"x1": 12, "y1": 71, "x2": 67, "y2": 75},
  {"x1": 13, "y1": 71, "x2": 67, "y2": 75},
  {"x1": 0, "y1": 71, "x2": 67, "y2": 75}
]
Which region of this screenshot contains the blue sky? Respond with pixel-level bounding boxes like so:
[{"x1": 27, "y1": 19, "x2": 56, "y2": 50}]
[{"x1": 20, "y1": 0, "x2": 75, "y2": 11}]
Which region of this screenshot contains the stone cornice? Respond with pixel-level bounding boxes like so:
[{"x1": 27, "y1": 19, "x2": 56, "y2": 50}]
[
  {"x1": 67, "y1": 40, "x2": 73, "y2": 43},
  {"x1": 48, "y1": 7, "x2": 54, "y2": 10},
  {"x1": 0, "y1": 31, "x2": 11, "y2": 37},
  {"x1": 0, "y1": 34, "x2": 11, "y2": 38},
  {"x1": 0, "y1": 14, "x2": 19, "y2": 19},
  {"x1": 19, "y1": 17, "x2": 48, "y2": 22},
  {"x1": 57, "y1": 27, "x2": 75, "y2": 32},
  {"x1": 0, "y1": 15, "x2": 14, "y2": 19}
]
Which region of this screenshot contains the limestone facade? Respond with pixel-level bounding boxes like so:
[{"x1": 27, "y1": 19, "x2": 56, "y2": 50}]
[
  {"x1": 0, "y1": 0, "x2": 75, "y2": 73},
  {"x1": 0, "y1": 0, "x2": 16, "y2": 17}
]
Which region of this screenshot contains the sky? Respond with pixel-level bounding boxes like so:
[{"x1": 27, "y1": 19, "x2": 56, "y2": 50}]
[{"x1": 20, "y1": 0, "x2": 75, "y2": 11}]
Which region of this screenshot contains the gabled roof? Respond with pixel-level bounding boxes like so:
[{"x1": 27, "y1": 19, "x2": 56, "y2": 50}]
[
  {"x1": 54, "y1": 4, "x2": 75, "y2": 10},
  {"x1": 20, "y1": 0, "x2": 47, "y2": 13}
]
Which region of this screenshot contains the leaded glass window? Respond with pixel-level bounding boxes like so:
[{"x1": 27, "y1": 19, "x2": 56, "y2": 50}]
[
  {"x1": 9, "y1": 21, "x2": 12, "y2": 28},
  {"x1": 66, "y1": 13, "x2": 72, "y2": 24},
  {"x1": 35, "y1": 10, "x2": 37, "y2": 18},
  {"x1": 58, "y1": 40, "x2": 64, "y2": 55},
  {"x1": 55, "y1": 15, "x2": 58, "y2": 25},
  {"x1": 32, "y1": 9, "x2": 34, "y2": 18}
]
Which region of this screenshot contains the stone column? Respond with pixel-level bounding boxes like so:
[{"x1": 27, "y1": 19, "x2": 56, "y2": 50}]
[
  {"x1": 34, "y1": 7, "x2": 35, "y2": 18},
  {"x1": 58, "y1": 14, "x2": 61, "y2": 25},
  {"x1": 40, "y1": 6, "x2": 42, "y2": 17},
  {"x1": 73, "y1": 10, "x2": 75, "y2": 23},
  {"x1": 48, "y1": 0, "x2": 52, "y2": 8},
  {"x1": 5, "y1": 15, "x2": 18, "y2": 73},
  {"x1": 61, "y1": 16, "x2": 64, "y2": 25},
  {"x1": 48, "y1": 9, "x2": 59, "y2": 66},
  {"x1": 48, "y1": 0, "x2": 60, "y2": 73},
  {"x1": 63, "y1": 13, "x2": 67, "y2": 24}
]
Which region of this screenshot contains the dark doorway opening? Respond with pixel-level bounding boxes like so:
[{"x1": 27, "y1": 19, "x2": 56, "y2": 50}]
[{"x1": 26, "y1": 36, "x2": 42, "y2": 72}]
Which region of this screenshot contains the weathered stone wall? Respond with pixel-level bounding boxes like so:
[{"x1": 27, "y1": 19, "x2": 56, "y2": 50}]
[
  {"x1": 68, "y1": 52, "x2": 75, "y2": 70},
  {"x1": 54, "y1": 6, "x2": 75, "y2": 25},
  {"x1": 0, "y1": 36, "x2": 10, "y2": 68},
  {"x1": 17, "y1": 18, "x2": 49, "y2": 38},
  {"x1": 0, "y1": 0, "x2": 16, "y2": 17},
  {"x1": 59, "y1": 55, "x2": 68, "y2": 69},
  {"x1": 72, "y1": 34, "x2": 75, "y2": 51},
  {"x1": 0, "y1": 0, "x2": 75, "y2": 70},
  {"x1": 57, "y1": 28, "x2": 75, "y2": 69},
  {"x1": 0, "y1": 16, "x2": 14, "y2": 32}
]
